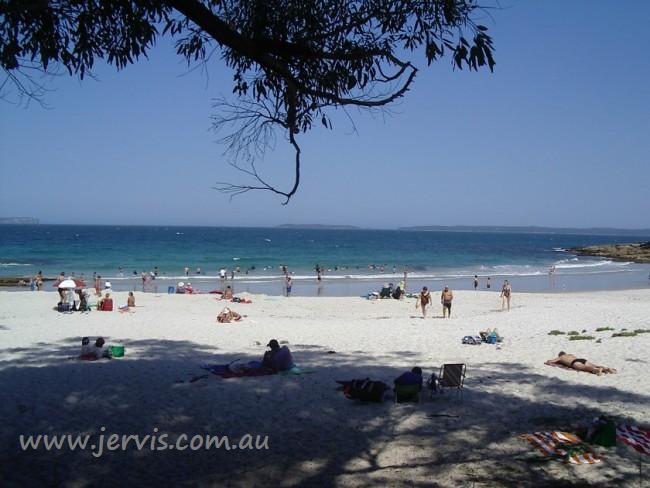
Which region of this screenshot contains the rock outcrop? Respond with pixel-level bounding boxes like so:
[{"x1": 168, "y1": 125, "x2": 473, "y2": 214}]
[{"x1": 569, "y1": 242, "x2": 650, "y2": 263}]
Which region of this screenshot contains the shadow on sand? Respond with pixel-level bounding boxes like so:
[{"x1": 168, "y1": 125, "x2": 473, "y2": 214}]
[{"x1": 0, "y1": 338, "x2": 648, "y2": 487}]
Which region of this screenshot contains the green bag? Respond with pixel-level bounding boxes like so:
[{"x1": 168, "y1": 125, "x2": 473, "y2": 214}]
[
  {"x1": 108, "y1": 345, "x2": 125, "y2": 358},
  {"x1": 590, "y1": 416, "x2": 617, "y2": 447}
]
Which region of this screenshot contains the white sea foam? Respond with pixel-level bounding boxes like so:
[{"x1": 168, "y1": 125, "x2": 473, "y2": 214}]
[
  {"x1": 0, "y1": 263, "x2": 32, "y2": 267},
  {"x1": 554, "y1": 259, "x2": 631, "y2": 269}
]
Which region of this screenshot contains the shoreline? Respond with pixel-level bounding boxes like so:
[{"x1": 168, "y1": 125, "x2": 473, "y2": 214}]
[{"x1": 2, "y1": 267, "x2": 649, "y2": 296}]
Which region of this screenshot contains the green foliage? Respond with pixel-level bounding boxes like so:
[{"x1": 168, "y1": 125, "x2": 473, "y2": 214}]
[
  {"x1": 548, "y1": 330, "x2": 566, "y2": 335},
  {"x1": 569, "y1": 335, "x2": 595, "y2": 341},
  {"x1": 0, "y1": 0, "x2": 497, "y2": 202},
  {"x1": 595, "y1": 327, "x2": 615, "y2": 332},
  {"x1": 596, "y1": 339, "x2": 602, "y2": 343},
  {"x1": 633, "y1": 329, "x2": 650, "y2": 334},
  {"x1": 612, "y1": 332, "x2": 637, "y2": 338},
  {"x1": 567, "y1": 331, "x2": 579, "y2": 336}
]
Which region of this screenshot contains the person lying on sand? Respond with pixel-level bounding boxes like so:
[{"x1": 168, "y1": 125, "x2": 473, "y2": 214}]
[
  {"x1": 545, "y1": 351, "x2": 617, "y2": 375},
  {"x1": 217, "y1": 307, "x2": 242, "y2": 323}
]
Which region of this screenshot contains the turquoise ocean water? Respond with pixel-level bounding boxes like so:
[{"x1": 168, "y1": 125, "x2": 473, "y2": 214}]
[{"x1": 1, "y1": 225, "x2": 649, "y2": 296}]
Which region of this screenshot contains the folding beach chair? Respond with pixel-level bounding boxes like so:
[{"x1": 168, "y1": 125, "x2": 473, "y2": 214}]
[
  {"x1": 430, "y1": 363, "x2": 466, "y2": 398},
  {"x1": 394, "y1": 383, "x2": 421, "y2": 403}
]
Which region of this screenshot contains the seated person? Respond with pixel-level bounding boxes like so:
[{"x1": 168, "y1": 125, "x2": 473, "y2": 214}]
[
  {"x1": 93, "y1": 337, "x2": 111, "y2": 359},
  {"x1": 394, "y1": 366, "x2": 423, "y2": 402},
  {"x1": 261, "y1": 339, "x2": 295, "y2": 372},
  {"x1": 216, "y1": 307, "x2": 242, "y2": 323},
  {"x1": 392, "y1": 286, "x2": 404, "y2": 300},
  {"x1": 97, "y1": 292, "x2": 113, "y2": 311},
  {"x1": 545, "y1": 351, "x2": 617, "y2": 375},
  {"x1": 79, "y1": 337, "x2": 95, "y2": 358},
  {"x1": 394, "y1": 367, "x2": 424, "y2": 389},
  {"x1": 379, "y1": 283, "x2": 393, "y2": 299},
  {"x1": 127, "y1": 291, "x2": 135, "y2": 307},
  {"x1": 184, "y1": 282, "x2": 194, "y2": 294},
  {"x1": 223, "y1": 285, "x2": 234, "y2": 300}
]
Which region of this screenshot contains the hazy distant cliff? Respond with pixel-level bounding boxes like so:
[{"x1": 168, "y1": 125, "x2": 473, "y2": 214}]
[{"x1": 0, "y1": 217, "x2": 39, "y2": 224}]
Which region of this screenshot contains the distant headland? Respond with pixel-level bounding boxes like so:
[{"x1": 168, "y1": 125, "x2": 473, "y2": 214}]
[
  {"x1": 0, "y1": 217, "x2": 39, "y2": 225},
  {"x1": 276, "y1": 224, "x2": 362, "y2": 230},
  {"x1": 398, "y1": 225, "x2": 650, "y2": 236}
]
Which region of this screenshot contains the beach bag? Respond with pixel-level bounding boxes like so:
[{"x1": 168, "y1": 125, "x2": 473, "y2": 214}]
[
  {"x1": 426, "y1": 373, "x2": 439, "y2": 393},
  {"x1": 108, "y1": 345, "x2": 125, "y2": 358},
  {"x1": 587, "y1": 416, "x2": 617, "y2": 447},
  {"x1": 462, "y1": 335, "x2": 481, "y2": 345},
  {"x1": 344, "y1": 379, "x2": 387, "y2": 402},
  {"x1": 58, "y1": 303, "x2": 71, "y2": 312}
]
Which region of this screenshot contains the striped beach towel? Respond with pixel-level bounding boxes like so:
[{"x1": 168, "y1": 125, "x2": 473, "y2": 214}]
[
  {"x1": 617, "y1": 425, "x2": 650, "y2": 456},
  {"x1": 520, "y1": 431, "x2": 603, "y2": 464}
]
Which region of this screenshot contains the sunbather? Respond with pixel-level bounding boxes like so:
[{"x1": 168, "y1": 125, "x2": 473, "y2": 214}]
[
  {"x1": 545, "y1": 351, "x2": 617, "y2": 375},
  {"x1": 217, "y1": 307, "x2": 242, "y2": 323}
]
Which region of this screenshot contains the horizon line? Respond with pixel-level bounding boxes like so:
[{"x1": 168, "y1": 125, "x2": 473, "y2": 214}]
[{"x1": 3, "y1": 222, "x2": 650, "y2": 234}]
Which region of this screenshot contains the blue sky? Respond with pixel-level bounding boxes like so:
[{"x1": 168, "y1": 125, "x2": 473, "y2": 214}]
[{"x1": 1, "y1": 0, "x2": 649, "y2": 229}]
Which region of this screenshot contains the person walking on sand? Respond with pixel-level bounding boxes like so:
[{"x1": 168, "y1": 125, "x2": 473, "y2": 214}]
[
  {"x1": 417, "y1": 286, "x2": 432, "y2": 318},
  {"x1": 441, "y1": 286, "x2": 453, "y2": 318},
  {"x1": 501, "y1": 280, "x2": 512, "y2": 311},
  {"x1": 473, "y1": 275, "x2": 479, "y2": 290}
]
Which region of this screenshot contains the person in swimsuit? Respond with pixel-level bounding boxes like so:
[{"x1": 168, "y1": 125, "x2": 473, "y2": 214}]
[
  {"x1": 545, "y1": 352, "x2": 617, "y2": 375},
  {"x1": 500, "y1": 280, "x2": 512, "y2": 311},
  {"x1": 441, "y1": 286, "x2": 453, "y2": 318},
  {"x1": 473, "y1": 275, "x2": 479, "y2": 290},
  {"x1": 418, "y1": 286, "x2": 432, "y2": 318}
]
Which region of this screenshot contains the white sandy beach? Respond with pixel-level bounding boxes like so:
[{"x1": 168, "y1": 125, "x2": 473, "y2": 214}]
[{"x1": 1, "y1": 289, "x2": 649, "y2": 487}]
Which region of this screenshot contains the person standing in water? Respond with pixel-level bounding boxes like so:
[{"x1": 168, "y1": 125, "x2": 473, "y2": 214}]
[
  {"x1": 473, "y1": 275, "x2": 479, "y2": 290},
  {"x1": 285, "y1": 276, "x2": 292, "y2": 297},
  {"x1": 501, "y1": 280, "x2": 512, "y2": 311},
  {"x1": 486, "y1": 277, "x2": 491, "y2": 289}
]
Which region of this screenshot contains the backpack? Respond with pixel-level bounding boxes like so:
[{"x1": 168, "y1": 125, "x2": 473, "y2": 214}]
[
  {"x1": 586, "y1": 416, "x2": 617, "y2": 447},
  {"x1": 344, "y1": 379, "x2": 388, "y2": 402},
  {"x1": 426, "y1": 373, "x2": 440, "y2": 393},
  {"x1": 462, "y1": 335, "x2": 482, "y2": 345}
]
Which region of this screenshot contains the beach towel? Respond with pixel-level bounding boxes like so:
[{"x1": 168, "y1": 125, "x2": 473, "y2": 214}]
[
  {"x1": 617, "y1": 425, "x2": 650, "y2": 456},
  {"x1": 545, "y1": 362, "x2": 582, "y2": 373},
  {"x1": 520, "y1": 431, "x2": 603, "y2": 464},
  {"x1": 279, "y1": 366, "x2": 314, "y2": 375},
  {"x1": 201, "y1": 363, "x2": 313, "y2": 378},
  {"x1": 201, "y1": 363, "x2": 275, "y2": 378}
]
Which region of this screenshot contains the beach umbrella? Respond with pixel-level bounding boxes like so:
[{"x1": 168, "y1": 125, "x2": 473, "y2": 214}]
[{"x1": 54, "y1": 278, "x2": 86, "y2": 289}]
